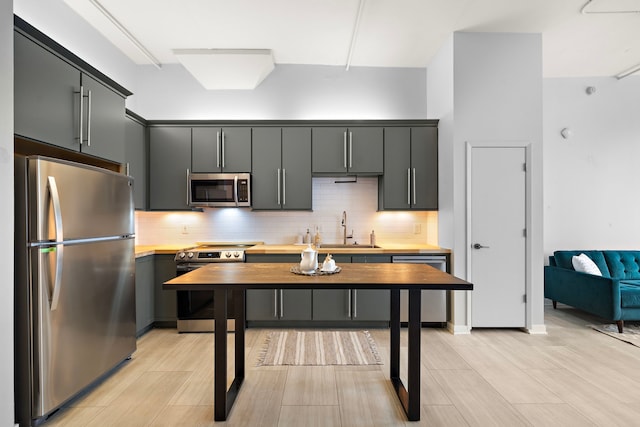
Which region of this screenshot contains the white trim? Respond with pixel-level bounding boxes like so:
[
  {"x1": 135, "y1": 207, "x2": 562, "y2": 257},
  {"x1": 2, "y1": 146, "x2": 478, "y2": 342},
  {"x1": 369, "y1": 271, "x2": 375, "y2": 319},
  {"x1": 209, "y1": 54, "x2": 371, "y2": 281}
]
[
  {"x1": 524, "y1": 324, "x2": 548, "y2": 335},
  {"x1": 447, "y1": 321, "x2": 471, "y2": 335},
  {"x1": 465, "y1": 140, "x2": 532, "y2": 329}
]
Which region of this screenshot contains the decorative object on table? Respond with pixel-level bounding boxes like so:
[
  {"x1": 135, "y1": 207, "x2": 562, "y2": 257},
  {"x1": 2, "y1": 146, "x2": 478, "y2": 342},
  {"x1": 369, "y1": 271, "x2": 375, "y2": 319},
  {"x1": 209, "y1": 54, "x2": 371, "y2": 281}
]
[
  {"x1": 290, "y1": 265, "x2": 341, "y2": 276},
  {"x1": 589, "y1": 322, "x2": 640, "y2": 347},
  {"x1": 322, "y1": 253, "x2": 337, "y2": 272},
  {"x1": 257, "y1": 330, "x2": 382, "y2": 366},
  {"x1": 299, "y1": 243, "x2": 318, "y2": 273}
]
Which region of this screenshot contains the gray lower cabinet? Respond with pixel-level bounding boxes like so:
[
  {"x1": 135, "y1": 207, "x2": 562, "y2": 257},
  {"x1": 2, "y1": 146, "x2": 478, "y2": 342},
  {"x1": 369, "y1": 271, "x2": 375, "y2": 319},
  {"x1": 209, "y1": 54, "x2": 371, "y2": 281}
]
[
  {"x1": 149, "y1": 127, "x2": 192, "y2": 210},
  {"x1": 192, "y1": 127, "x2": 251, "y2": 173},
  {"x1": 312, "y1": 127, "x2": 383, "y2": 175},
  {"x1": 246, "y1": 254, "x2": 312, "y2": 322},
  {"x1": 153, "y1": 254, "x2": 177, "y2": 326},
  {"x1": 135, "y1": 255, "x2": 154, "y2": 336},
  {"x1": 252, "y1": 127, "x2": 312, "y2": 210},
  {"x1": 14, "y1": 31, "x2": 126, "y2": 163},
  {"x1": 125, "y1": 115, "x2": 147, "y2": 210},
  {"x1": 313, "y1": 255, "x2": 390, "y2": 322},
  {"x1": 380, "y1": 127, "x2": 438, "y2": 210}
]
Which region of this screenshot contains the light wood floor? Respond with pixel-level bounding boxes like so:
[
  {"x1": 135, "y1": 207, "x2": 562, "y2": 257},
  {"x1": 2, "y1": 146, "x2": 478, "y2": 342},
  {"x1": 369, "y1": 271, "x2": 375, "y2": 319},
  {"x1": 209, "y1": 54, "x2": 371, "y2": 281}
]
[{"x1": 43, "y1": 303, "x2": 640, "y2": 427}]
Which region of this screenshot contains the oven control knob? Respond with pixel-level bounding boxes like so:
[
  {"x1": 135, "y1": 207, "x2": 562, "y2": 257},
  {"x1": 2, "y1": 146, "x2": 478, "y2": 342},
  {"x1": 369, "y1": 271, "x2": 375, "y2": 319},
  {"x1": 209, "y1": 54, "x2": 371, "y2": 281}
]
[
  {"x1": 178, "y1": 252, "x2": 186, "y2": 259},
  {"x1": 187, "y1": 252, "x2": 194, "y2": 259},
  {"x1": 225, "y1": 252, "x2": 232, "y2": 258},
  {"x1": 233, "y1": 251, "x2": 240, "y2": 258}
]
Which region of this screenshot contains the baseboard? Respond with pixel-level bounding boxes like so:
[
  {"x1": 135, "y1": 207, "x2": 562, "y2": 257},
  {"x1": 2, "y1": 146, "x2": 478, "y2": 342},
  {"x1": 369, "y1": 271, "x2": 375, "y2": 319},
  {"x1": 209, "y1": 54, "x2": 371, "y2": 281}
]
[
  {"x1": 447, "y1": 321, "x2": 471, "y2": 335},
  {"x1": 525, "y1": 324, "x2": 548, "y2": 334}
]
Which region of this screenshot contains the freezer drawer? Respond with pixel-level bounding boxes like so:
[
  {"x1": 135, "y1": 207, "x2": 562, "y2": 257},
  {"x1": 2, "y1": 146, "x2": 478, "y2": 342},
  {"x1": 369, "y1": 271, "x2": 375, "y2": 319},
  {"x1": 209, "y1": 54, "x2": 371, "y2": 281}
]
[{"x1": 393, "y1": 256, "x2": 447, "y2": 323}]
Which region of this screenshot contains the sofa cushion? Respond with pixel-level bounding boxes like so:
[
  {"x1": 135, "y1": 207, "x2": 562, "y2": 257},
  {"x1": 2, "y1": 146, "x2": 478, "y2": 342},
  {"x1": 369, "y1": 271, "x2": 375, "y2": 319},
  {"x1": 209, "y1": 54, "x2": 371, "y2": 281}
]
[
  {"x1": 620, "y1": 283, "x2": 640, "y2": 308},
  {"x1": 553, "y1": 251, "x2": 611, "y2": 278},
  {"x1": 603, "y1": 251, "x2": 640, "y2": 280},
  {"x1": 572, "y1": 254, "x2": 602, "y2": 276}
]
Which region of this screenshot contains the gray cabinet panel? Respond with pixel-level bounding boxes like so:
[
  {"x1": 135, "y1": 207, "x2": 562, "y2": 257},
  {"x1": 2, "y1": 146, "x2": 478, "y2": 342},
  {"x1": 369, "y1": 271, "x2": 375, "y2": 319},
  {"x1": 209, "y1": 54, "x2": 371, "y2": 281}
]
[
  {"x1": 312, "y1": 289, "x2": 351, "y2": 321},
  {"x1": 14, "y1": 32, "x2": 80, "y2": 151},
  {"x1": 351, "y1": 255, "x2": 390, "y2": 321},
  {"x1": 153, "y1": 254, "x2": 177, "y2": 324},
  {"x1": 246, "y1": 289, "x2": 278, "y2": 321},
  {"x1": 282, "y1": 128, "x2": 312, "y2": 210},
  {"x1": 191, "y1": 127, "x2": 218, "y2": 172},
  {"x1": 135, "y1": 255, "x2": 154, "y2": 335},
  {"x1": 251, "y1": 127, "x2": 282, "y2": 210},
  {"x1": 125, "y1": 117, "x2": 147, "y2": 210},
  {"x1": 192, "y1": 127, "x2": 251, "y2": 172},
  {"x1": 149, "y1": 127, "x2": 192, "y2": 210},
  {"x1": 312, "y1": 127, "x2": 383, "y2": 175},
  {"x1": 411, "y1": 127, "x2": 438, "y2": 210},
  {"x1": 80, "y1": 74, "x2": 126, "y2": 163},
  {"x1": 380, "y1": 126, "x2": 438, "y2": 210}
]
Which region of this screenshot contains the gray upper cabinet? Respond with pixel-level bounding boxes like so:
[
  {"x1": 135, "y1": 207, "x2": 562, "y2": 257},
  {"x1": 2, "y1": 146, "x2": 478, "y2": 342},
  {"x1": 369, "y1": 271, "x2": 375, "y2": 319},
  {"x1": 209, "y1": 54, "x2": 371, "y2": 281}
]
[
  {"x1": 149, "y1": 127, "x2": 192, "y2": 210},
  {"x1": 125, "y1": 116, "x2": 147, "y2": 210},
  {"x1": 192, "y1": 127, "x2": 251, "y2": 173},
  {"x1": 380, "y1": 126, "x2": 438, "y2": 210},
  {"x1": 14, "y1": 32, "x2": 126, "y2": 163},
  {"x1": 312, "y1": 127, "x2": 383, "y2": 175},
  {"x1": 252, "y1": 127, "x2": 312, "y2": 210}
]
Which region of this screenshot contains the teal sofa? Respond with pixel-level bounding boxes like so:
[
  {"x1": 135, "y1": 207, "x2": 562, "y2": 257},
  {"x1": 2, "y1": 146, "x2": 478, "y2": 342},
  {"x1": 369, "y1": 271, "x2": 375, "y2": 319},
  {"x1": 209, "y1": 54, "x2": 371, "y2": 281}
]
[{"x1": 544, "y1": 250, "x2": 640, "y2": 333}]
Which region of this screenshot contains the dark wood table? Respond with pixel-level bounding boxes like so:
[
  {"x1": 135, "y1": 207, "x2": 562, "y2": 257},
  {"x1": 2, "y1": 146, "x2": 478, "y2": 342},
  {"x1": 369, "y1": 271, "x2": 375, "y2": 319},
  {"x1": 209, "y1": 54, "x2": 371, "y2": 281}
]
[{"x1": 164, "y1": 262, "x2": 472, "y2": 422}]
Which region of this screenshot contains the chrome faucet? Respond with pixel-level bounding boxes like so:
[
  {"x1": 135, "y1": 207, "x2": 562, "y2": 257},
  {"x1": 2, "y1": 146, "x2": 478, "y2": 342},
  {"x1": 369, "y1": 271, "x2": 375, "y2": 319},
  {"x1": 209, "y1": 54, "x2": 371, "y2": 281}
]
[{"x1": 341, "y1": 211, "x2": 353, "y2": 244}]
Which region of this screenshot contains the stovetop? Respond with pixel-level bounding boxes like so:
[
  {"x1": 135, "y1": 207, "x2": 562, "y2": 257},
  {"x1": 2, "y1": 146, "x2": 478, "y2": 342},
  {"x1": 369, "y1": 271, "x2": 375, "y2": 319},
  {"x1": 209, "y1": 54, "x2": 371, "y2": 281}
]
[{"x1": 174, "y1": 242, "x2": 262, "y2": 263}]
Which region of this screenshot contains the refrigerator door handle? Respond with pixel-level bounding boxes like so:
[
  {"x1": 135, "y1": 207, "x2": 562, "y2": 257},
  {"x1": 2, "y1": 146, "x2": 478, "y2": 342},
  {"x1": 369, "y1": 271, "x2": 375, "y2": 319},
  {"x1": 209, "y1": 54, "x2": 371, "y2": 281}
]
[{"x1": 47, "y1": 176, "x2": 64, "y2": 310}]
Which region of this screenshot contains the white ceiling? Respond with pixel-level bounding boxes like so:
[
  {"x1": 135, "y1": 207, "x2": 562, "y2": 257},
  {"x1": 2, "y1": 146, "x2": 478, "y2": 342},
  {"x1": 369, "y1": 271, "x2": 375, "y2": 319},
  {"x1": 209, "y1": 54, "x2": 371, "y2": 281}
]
[{"x1": 64, "y1": 0, "x2": 640, "y2": 84}]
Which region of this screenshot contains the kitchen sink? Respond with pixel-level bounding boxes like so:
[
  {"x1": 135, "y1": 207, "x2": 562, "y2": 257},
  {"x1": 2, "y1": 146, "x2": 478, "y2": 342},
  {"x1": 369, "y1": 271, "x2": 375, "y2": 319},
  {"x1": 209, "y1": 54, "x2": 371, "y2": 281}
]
[{"x1": 319, "y1": 244, "x2": 381, "y2": 249}]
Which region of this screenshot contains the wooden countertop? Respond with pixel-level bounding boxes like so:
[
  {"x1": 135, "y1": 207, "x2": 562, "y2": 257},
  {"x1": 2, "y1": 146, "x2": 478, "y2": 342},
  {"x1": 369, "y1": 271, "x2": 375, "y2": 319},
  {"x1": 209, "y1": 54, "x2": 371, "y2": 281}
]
[
  {"x1": 245, "y1": 243, "x2": 450, "y2": 255},
  {"x1": 136, "y1": 243, "x2": 450, "y2": 258},
  {"x1": 164, "y1": 263, "x2": 471, "y2": 291}
]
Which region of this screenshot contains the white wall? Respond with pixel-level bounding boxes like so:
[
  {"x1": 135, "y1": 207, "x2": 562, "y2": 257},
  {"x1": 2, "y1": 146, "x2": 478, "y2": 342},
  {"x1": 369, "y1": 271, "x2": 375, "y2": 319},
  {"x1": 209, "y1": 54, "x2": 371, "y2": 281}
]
[
  {"x1": 1, "y1": 0, "x2": 13, "y2": 425},
  {"x1": 543, "y1": 76, "x2": 640, "y2": 255},
  {"x1": 427, "y1": 32, "x2": 544, "y2": 333}
]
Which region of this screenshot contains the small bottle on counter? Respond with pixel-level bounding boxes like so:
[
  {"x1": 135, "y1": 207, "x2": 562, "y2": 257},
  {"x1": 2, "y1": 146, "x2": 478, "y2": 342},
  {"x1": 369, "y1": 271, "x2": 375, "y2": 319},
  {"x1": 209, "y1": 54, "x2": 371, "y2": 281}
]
[
  {"x1": 304, "y1": 228, "x2": 311, "y2": 244},
  {"x1": 314, "y1": 226, "x2": 322, "y2": 247},
  {"x1": 370, "y1": 230, "x2": 376, "y2": 247}
]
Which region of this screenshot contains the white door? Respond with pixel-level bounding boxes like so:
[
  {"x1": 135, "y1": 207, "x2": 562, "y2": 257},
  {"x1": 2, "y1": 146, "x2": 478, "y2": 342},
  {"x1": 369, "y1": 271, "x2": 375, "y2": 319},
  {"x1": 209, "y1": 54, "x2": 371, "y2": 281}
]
[{"x1": 469, "y1": 146, "x2": 526, "y2": 327}]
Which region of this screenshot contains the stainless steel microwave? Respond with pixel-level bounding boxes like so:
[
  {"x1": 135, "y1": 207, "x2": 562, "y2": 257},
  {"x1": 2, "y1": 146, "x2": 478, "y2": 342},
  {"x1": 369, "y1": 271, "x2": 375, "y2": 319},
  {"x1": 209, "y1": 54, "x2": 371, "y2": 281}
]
[{"x1": 188, "y1": 172, "x2": 251, "y2": 207}]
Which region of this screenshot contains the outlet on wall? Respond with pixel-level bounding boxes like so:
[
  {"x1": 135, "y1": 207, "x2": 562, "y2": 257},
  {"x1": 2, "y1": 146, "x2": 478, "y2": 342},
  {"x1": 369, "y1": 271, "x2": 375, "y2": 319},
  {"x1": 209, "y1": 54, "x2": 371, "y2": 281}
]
[
  {"x1": 181, "y1": 224, "x2": 189, "y2": 234},
  {"x1": 413, "y1": 223, "x2": 421, "y2": 234}
]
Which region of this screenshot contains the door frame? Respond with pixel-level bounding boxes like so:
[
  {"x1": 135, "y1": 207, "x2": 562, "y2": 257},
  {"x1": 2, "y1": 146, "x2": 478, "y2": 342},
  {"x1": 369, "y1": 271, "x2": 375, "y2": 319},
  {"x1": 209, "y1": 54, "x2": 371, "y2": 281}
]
[{"x1": 465, "y1": 140, "x2": 532, "y2": 331}]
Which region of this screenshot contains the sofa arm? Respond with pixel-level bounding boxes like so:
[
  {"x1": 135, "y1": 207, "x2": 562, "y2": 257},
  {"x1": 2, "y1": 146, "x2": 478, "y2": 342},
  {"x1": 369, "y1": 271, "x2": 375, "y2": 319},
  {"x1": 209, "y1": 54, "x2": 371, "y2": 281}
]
[{"x1": 544, "y1": 266, "x2": 621, "y2": 320}]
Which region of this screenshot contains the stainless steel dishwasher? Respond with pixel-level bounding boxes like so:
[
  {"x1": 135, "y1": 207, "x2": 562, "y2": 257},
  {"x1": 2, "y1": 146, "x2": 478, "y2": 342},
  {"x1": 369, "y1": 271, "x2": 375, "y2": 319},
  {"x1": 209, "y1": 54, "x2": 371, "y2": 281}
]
[{"x1": 392, "y1": 255, "x2": 448, "y2": 324}]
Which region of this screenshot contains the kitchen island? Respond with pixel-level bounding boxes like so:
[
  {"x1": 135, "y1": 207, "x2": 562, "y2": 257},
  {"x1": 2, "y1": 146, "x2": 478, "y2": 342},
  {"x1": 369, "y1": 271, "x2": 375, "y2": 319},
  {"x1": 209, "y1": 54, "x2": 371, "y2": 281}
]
[{"x1": 164, "y1": 262, "x2": 472, "y2": 422}]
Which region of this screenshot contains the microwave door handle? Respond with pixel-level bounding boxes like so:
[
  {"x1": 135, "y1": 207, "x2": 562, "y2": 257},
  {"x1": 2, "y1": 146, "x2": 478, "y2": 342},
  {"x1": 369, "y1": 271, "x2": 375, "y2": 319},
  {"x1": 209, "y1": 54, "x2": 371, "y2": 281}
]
[
  {"x1": 47, "y1": 176, "x2": 64, "y2": 310},
  {"x1": 234, "y1": 175, "x2": 239, "y2": 207}
]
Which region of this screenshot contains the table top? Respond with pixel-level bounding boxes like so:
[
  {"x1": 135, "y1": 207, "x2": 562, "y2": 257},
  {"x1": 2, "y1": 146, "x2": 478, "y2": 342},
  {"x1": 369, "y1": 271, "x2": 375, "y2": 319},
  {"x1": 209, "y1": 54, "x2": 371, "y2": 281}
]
[{"x1": 163, "y1": 263, "x2": 473, "y2": 291}]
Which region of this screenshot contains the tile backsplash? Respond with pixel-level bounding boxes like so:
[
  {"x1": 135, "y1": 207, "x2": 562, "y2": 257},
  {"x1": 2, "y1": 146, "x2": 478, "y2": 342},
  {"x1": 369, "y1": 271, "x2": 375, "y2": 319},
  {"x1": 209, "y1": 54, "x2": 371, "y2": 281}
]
[{"x1": 135, "y1": 177, "x2": 438, "y2": 246}]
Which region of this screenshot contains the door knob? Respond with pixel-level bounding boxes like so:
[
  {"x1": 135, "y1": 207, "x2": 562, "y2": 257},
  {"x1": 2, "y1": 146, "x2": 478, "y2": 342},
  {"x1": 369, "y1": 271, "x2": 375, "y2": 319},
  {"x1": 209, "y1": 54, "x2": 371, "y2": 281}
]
[{"x1": 473, "y1": 243, "x2": 489, "y2": 249}]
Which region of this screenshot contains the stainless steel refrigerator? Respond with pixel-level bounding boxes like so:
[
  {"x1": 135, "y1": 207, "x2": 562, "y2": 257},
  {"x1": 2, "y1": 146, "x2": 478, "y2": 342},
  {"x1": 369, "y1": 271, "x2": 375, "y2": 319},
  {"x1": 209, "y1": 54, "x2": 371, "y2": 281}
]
[{"x1": 14, "y1": 155, "x2": 136, "y2": 427}]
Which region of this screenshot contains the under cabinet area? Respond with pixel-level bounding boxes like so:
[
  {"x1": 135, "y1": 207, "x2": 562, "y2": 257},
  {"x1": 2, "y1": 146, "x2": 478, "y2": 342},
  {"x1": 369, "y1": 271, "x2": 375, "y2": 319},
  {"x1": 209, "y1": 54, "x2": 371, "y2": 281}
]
[
  {"x1": 251, "y1": 127, "x2": 312, "y2": 210},
  {"x1": 14, "y1": 29, "x2": 128, "y2": 164},
  {"x1": 312, "y1": 127, "x2": 384, "y2": 175}
]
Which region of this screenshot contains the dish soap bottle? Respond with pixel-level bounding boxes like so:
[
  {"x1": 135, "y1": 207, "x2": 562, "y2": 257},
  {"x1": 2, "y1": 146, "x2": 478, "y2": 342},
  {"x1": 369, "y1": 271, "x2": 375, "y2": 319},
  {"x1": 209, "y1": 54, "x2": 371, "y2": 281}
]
[
  {"x1": 370, "y1": 230, "x2": 376, "y2": 247},
  {"x1": 304, "y1": 228, "x2": 311, "y2": 244}
]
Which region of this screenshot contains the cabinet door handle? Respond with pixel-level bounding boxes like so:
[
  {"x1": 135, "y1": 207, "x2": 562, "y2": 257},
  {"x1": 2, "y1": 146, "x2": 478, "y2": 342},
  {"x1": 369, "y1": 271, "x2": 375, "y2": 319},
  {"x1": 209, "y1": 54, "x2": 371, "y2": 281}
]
[
  {"x1": 407, "y1": 169, "x2": 411, "y2": 205},
  {"x1": 274, "y1": 290, "x2": 278, "y2": 318},
  {"x1": 412, "y1": 168, "x2": 416, "y2": 205},
  {"x1": 282, "y1": 169, "x2": 286, "y2": 206},
  {"x1": 86, "y1": 89, "x2": 92, "y2": 147},
  {"x1": 126, "y1": 162, "x2": 130, "y2": 176},
  {"x1": 277, "y1": 168, "x2": 281, "y2": 205},
  {"x1": 343, "y1": 132, "x2": 348, "y2": 169},
  {"x1": 280, "y1": 289, "x2": 284, "y2": 318},
  {"x1": 347, "y1": 289, "x2": 352, "y2": 318},
  {"x1": 221, "y1": 131, "x2": 226, "y2": 168},
  {"x1": 186, "y1": 168, "x2": 190, "y2": 206},
  {"x1": 75, "y1": 86, "x2": 84, "y2": 145},
  {"x1": 349, "y1": 131, "x2": 353, "y2": 168},
  {"x1": 352, "y1": 290, "x2": 357, "y2": 318},
  {"x1": 216, "y1": 132, "x2": 221, "y2": 168}
]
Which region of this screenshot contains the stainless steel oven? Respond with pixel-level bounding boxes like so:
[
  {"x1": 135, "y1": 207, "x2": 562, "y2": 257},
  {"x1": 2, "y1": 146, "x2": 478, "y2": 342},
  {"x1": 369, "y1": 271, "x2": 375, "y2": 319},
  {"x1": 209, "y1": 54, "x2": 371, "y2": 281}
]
[{"x1": 174, "y1": 243, "x2": 252, "y2": 332}]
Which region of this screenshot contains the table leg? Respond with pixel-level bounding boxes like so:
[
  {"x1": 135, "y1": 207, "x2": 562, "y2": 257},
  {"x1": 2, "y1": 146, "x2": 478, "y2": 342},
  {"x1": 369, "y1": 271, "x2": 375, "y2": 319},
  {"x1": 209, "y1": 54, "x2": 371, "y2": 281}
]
[
  {"x1": 407, "y1": 288, "x2": 421, "y2": 421},
  {"x1": 214, "y1": 288, "x2": 228, "y2": 421},
  {"x1": 390, "y1": 289, "x2": 400, "y2": 379},
  {"x1": 234, "y1": 289, "x2": 246, "y2": 380}
]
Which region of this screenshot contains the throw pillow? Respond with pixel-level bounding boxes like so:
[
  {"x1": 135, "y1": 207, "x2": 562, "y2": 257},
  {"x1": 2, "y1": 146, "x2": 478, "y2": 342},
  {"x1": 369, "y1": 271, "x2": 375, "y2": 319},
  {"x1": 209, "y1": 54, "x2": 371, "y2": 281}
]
[{"x1": 572, "y1": 253, "x2": 602, "y2": 276}]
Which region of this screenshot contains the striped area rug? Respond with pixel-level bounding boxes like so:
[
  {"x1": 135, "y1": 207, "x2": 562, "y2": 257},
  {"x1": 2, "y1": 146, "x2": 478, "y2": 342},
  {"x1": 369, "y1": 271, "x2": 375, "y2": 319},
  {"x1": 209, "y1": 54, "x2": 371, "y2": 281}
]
[{"x1": 256, "y1": 330, "x2": 382, "y2": 366}]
